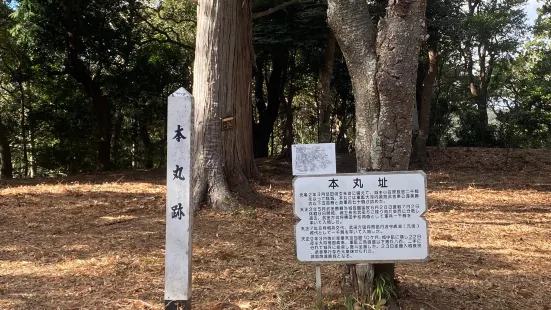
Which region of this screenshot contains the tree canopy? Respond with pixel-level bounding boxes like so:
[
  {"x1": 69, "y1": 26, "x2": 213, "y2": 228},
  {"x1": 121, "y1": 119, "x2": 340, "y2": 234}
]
[{"x1": 0, "y1": 0, "x2": 548, "y2": 179}]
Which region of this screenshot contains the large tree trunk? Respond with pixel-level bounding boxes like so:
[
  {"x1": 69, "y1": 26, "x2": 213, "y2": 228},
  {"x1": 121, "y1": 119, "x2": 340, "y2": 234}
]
[
  {"x1": 192, "y1": 0, "x2": 258, "y2": 210},
  {"x1": 63, "y1": 0, "x2": 112, "y2": 170},
  {"x1": 66, "y1": 51, "x2": 112, "y2": 171},
  {"x1": 413, "y1": 37, "x2": 438, "y2": 163},
  {"x1": 0, "y1": 118, "x2": 13, "y2": 179},
  {"x1": 318, "y1": 31, "x2": 337, "y2": 143},
  {"x1": 328, "y1": 0, "x2": 427, "y2": 307},
  {"x1": 254, "y1": 46, "x2": 288, "y2": 158}
]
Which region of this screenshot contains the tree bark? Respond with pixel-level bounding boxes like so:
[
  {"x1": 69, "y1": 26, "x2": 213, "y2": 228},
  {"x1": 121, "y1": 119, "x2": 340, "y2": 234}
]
[
  {"x1": 318, "y1": 31, "x2": 337, "y2": 143},
  {"x1": 192, "y1": 0, "x2": 258, "y2": 210},
  {"x1": 0, "y1": 117, "x2": 13, "y2": 179},
  {"x1": 413, "y1": 37, "x2": 438, "y2": 163},
  {"x1": 328, "y1": 0, "x2": 427, "y2": 306}
]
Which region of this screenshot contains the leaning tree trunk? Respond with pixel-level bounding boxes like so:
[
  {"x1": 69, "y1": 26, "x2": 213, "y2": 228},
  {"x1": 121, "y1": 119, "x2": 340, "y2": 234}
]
[
  {"x1": 254, "y1": 46, "x2": 288, "y2": 158},
  {"x1": 318, "y1": 31, "x2": 337, "y2": 143},
  {"x1": 0, "y1": 118, "x2": 13, "y2": 179},
  {"x1": 328, "y1": 0, "x2": 427, "y2": 307},
  {"x1": 192, "y1": 0, "x2": 258, "y2": 210}
]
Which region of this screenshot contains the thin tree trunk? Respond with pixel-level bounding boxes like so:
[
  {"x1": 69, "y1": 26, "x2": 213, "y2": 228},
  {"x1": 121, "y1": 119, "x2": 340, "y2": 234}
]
[
  {"x1": 414, "y1": 37, "x2": 438, "y2": 162},
  {"x1": 328, "y1": 0, "x2": 427, "y2": 307},
  {"x1": 281, "y1": 87, "x2": 295, "y2": 159},
  {"x1": 84, "y1": 82, "x2": 112, "y2": 170},
  {"x1": 192, "y1": 0, "x2": 258, "y2": 210},
  {"x1": 131, "y1": 112, "x2": 138, "y2": 169},
  {"x1": 160, "y1": 91, "x2": 168, "y2": 168},
  {"x1": 336, "y1": 116, "x2": 352, "y2": 153},
  {"x1": 270, "y1": 131, "x2": 275, "y2": 157},
  {"x1": 20, "y1": 82, "x2": 28, "y2": 178},
  {"x1": 111, "y1": 109, "x2": 123, "y2": 167},
  {"x1": 254, "y1": 57, "x2": 266, "y2": 115},
  {"x1": 0, "y1": 117, "x2": 13, "y2": 179},
  {"x1": 280, "y1": 50, "x2": 295, "y2": 159},
  {"x1": 140, "y1": 122, "x2": 154, "y2": 169},
  {"x1": 29, "y1": 110, "x2": 36, "y2": 178},
  {"x1": 464, "y1": 0, "x2": 491, "y2": 145},
  {"x1": 318, "y1": 31, "x2": 337, "y2": 143},
  {"x1": 253, "y1": 57, "x2": 265, "y2": 155}
]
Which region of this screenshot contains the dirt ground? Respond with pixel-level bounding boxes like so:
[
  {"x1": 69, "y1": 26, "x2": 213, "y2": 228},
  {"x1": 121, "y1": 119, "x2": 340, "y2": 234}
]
[{"x1": 1, "y1": 147, "x2": 550, "y2": 310}]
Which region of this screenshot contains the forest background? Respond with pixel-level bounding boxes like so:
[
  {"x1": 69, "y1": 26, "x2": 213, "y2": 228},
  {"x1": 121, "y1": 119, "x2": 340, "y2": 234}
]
[{"x1": 1, "y1": 0, "x2": 550, "y2": 179}]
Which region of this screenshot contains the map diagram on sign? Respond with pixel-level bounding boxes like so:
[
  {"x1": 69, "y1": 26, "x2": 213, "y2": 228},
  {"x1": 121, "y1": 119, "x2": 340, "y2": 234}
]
[{"x1": 292, "y1": 143, "x2": 336, "y2": 176}]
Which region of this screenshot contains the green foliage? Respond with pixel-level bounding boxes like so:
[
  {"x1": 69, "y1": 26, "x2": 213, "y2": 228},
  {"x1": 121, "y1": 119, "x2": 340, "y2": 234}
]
[
  {"x1": 342, "y1": 274, "x2": 397, "y2": 310},
  {"x1": 1, "y1": 0, "x2": 551, "y2": 178},
  {"x1": 371, "y1": 274, "x2": 397, "y2": 304},
  {"x1": 491, "y1": 39, "x2": 551, "y2": 148},
  {"x1": 0, "y1": 0, "x2": 195, "y2": 175},
  {"x1": 253, "y1": 0, "x2": 328, "y2": 49},
  {"x1": 426, "y1": 0, "x2": 531, "y2": 147}
]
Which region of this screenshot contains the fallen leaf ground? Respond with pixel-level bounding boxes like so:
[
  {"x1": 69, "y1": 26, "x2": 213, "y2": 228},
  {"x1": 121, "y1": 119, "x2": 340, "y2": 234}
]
[{"x1": 1, "y1": 147, "x2": 550, "y2": 310}]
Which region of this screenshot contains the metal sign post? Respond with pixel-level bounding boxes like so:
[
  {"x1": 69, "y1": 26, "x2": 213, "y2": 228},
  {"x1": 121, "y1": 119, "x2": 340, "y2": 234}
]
[{"x1": 315, "y1": 265, "x2": 323, "y2": 309}]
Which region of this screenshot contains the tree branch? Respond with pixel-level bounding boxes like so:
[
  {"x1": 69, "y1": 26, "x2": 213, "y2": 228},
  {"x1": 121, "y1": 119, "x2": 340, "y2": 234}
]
[
  {"x1": 152, "y1": 5, "x2": 196, "y2": 25},
  {"x1": 0, "y1": 84, "x2": 17, "y2": 98},
  {"x1": 133, "y1": 8, "x2": 194, "y2": 50},
  {"x1": 252, "y1": 0, "x2": 298, "y2": 20}
]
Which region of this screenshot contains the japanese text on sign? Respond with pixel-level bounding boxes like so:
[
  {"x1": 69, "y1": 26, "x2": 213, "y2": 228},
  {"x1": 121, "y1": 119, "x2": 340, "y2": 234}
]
[
  {"x1": 164, "y1": 88, "x2": 193, "y2": 304},
  {"x1": 293, "y1": 172, "x2": 429, "y2": 263}
]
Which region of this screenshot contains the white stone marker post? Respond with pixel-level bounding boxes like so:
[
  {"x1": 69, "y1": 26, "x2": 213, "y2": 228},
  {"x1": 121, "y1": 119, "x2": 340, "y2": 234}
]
[{"x1": 164, "y1": 88, "x2": 194, "y2": 310}]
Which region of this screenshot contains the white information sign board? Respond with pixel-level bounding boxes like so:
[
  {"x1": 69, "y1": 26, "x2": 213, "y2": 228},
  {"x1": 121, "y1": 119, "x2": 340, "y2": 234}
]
[
  {"x1": 164, "y1": 88, "x2": 193, "y2": 308},
  {"x1": 292, "y1": 143, "x2": 336, "y2": 176},
  {"x1": 293, "y1": 172, "x2": 428, "y2": 263}
]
